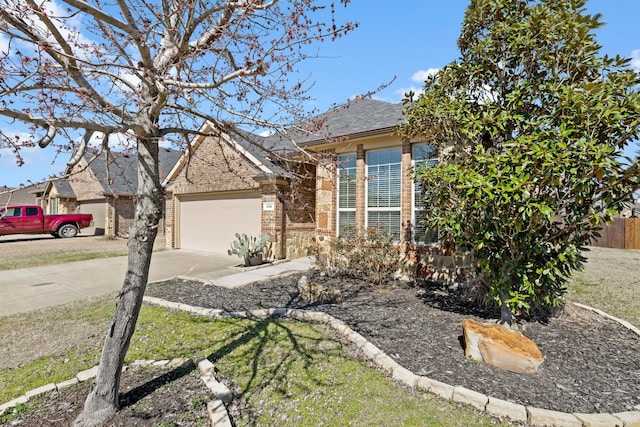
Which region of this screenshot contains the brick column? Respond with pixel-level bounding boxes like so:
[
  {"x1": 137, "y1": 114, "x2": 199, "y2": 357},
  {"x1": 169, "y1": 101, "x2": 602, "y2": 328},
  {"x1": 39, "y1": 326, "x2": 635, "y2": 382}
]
[
  {"x1": 105, "y1": 196, "x2": 115, "y2": 238},
  {"x1": 315, "y1": 152, "x2": 336, "y2": 244},
  {"x1": 401, "y1": 141, "x2": 413, "y2": 245},
  {"x1": 164, "y1": 192, "x2": 175, "y2": 249},
  {"x1": 356, "y1": 144, "x2": 365, "y2": 233}
]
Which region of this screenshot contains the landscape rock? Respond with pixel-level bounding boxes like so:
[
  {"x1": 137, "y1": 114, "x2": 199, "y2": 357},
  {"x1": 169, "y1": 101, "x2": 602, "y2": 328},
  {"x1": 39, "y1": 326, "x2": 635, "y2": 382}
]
[
  {"x1": 462, "y1": 318, "x2": 544, "y2": 374},
  {"x1": 297, "y1": 275, "x2": 342, "y2": 304}
]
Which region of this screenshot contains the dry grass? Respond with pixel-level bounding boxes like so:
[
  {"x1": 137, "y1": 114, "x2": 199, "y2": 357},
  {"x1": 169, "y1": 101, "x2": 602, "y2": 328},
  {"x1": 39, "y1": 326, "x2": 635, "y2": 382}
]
[{"x1": 566, "y1": 246, "x2": 640, "y2": 328}]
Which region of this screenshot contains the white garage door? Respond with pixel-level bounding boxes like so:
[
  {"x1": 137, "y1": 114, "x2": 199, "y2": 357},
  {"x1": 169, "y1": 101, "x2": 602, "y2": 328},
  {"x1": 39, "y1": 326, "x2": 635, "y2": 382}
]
[
  {"x1": 78, "y1": 201, "x2": 106, "y2": 235},
  {"x1": 178, "y1": 192, "x2": 262, "y2": 253}
]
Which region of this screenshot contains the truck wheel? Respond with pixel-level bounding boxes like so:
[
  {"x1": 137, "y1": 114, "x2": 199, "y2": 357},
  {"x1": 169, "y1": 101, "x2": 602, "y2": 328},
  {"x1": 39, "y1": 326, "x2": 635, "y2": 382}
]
[{"x1": 58, "y1": 224, "x2": 79, "y2": 238}]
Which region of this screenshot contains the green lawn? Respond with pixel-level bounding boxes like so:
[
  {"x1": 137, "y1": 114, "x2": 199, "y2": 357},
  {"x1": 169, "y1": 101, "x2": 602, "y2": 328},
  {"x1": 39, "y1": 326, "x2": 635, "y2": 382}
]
[{"x1": 0, "y1": 298, "x2": 511, "y2": 426}]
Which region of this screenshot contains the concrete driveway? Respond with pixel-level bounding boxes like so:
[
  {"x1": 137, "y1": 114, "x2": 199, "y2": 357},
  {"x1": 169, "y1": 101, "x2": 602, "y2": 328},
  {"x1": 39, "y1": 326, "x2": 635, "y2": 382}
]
[{"x1": 0, "y1": 250, "x2": 239, "y2": 317}]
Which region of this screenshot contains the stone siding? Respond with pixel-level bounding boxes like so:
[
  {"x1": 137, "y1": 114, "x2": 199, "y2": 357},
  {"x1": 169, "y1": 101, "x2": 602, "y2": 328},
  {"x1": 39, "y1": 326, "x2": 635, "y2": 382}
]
[{"x1": 114, "y1": 197, "x2": 136, "y2": 237}]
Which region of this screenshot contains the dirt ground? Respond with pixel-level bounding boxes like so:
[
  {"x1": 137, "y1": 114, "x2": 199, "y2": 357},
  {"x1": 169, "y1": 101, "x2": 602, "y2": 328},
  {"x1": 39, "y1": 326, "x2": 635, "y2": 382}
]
[
  {"x1": 0, "y1": 233, "x2": 166, "y2": 371},
  {"x1": 0, "y1": 233, "x2": 165, "y2": 258},
  {"x1": 567, "y1": 246, "x2": 640, "y2": 327}
]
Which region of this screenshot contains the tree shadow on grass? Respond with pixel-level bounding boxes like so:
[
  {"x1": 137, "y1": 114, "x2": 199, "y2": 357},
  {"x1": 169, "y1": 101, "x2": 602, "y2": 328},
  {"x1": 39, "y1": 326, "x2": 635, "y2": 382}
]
[
  {"x1": 202, "y1": 316, "x2": 350, "y2": 421},
  {"x1": 118, "y1": 359, "x2": 195, "y2": 409}
]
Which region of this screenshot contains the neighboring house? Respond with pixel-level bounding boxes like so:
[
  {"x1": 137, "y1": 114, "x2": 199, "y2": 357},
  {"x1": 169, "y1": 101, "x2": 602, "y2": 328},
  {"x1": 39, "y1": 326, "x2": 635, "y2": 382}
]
[
  {"x1": 164, "y1": 98, "x2": 440, "y2": 258},
  {"x1": 38, "y1": 148, "x2": 181, "y2": 237},
  {"x1": 0, "y1": 184, "x2": 45, "y2": 206}
]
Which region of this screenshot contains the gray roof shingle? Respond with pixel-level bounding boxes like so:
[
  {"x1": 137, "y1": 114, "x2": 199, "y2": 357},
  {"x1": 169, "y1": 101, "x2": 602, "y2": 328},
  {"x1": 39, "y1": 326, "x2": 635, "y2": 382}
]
[
  {"x1": 265, "y1": 98, "x2": 405, "y2": 146},
  {"x1": 0, "y1": 184, "x2": 45, "y2": 205},
  {"x1": 84, "y1": 148, "x2": 182, "y2": 196}
]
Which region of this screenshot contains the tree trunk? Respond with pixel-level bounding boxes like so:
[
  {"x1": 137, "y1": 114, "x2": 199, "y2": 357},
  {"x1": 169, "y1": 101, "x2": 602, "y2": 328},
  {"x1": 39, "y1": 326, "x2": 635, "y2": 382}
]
[
  {"x1": 499, "y1": 295, "x2": 514, "y2": 326},
  {"x1": 498, "y1": 266, "x2": 515, "y2": 326},
  {"x1": 74, "y1": 139, "x2": 162, "y2": 427}
]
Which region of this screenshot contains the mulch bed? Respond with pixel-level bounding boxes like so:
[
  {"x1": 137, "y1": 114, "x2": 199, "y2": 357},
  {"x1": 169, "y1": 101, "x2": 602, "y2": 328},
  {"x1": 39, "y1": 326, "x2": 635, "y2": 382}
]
[
  {"x1": 5, "y1": 361, "x2": 211, "y2": 426},
  {"x1": 146, "y1": 270, "x2": 640, "y2": 415}
]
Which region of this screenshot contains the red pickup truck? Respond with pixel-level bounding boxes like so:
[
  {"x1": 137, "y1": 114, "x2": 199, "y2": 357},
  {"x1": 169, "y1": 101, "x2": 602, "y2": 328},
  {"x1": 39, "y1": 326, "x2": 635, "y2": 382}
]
[{"x1": 0, "y1": 205, "x2": 93, "y2": 238}]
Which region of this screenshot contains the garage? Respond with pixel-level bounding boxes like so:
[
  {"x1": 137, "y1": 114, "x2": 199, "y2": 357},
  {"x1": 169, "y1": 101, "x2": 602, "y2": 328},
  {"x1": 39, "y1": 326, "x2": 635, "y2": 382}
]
[
  {"x1": 177, "y1": 192, "x2": 262, "y2": 253},
  {"x1": 78, "y1": 201, "x2": 106, "y2": 236}
]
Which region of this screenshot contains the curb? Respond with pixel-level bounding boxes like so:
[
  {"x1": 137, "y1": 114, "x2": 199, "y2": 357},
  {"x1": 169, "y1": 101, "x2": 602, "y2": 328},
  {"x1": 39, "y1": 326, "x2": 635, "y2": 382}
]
[{"x1": 141, "y1": 296, "x2": 640, "y2": 427}]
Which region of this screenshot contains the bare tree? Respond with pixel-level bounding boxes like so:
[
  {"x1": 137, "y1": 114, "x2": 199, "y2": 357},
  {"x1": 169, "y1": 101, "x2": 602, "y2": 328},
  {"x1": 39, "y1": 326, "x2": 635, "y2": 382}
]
[{"x1": 0, "y1": 1, "x2": 356, "y2": 424}]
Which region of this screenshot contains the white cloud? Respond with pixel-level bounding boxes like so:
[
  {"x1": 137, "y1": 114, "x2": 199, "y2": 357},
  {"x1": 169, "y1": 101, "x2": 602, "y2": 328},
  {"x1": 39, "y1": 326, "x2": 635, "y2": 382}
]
[
  {"x1": 411, "y1": 68, "x2": 440, "y2": 83},
  {"x1": 631, "y1": 49, "x2": 640, "y2": 72},
  {"x1": 393, "y1": 67, "x2": 503, "y2": 105},
  {"x1": 4, "y1": 0, "x2": 96, "y2": 61},
  {"x1": 393, "y1": 68, "x2": 442, "y2": 100},
  {"x1": 394, "y1": 85, "x2": 424, "y2": 99}
]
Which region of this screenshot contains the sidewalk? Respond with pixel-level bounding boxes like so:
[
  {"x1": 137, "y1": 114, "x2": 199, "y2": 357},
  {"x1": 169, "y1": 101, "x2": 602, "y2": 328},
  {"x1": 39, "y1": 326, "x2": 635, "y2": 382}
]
[
  {"x1": 208, "y1": 257, "x2": 314, "y2": 289},
  {"x1": 0, "y1": 250, "x2": 314, "y2": 317}
]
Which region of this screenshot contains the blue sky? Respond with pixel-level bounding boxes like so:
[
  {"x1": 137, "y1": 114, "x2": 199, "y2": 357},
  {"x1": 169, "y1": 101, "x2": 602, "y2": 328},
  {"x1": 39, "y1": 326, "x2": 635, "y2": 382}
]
[{"x1": 1, "y1": 0, "x2": 639, "y2": 188}]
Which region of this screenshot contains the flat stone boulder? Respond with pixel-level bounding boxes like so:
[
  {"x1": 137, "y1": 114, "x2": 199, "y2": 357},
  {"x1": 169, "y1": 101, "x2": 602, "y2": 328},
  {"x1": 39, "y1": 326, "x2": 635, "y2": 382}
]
[
  {"x1": 462, "y1": 318, "x2": 543, "y2": 374},
  {"x1": 297, "y1": 276, "x2": 342, "y2": 305}
]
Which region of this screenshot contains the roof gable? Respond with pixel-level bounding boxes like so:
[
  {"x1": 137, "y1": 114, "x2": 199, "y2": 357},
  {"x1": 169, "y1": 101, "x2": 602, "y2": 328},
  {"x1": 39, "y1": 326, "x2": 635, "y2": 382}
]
[
  {"x1": 0, "y1": 183, "x2": 45, "y2": 205},
  {"x1": 163, "y1": 122, "x2": 297, "y2": 185}
]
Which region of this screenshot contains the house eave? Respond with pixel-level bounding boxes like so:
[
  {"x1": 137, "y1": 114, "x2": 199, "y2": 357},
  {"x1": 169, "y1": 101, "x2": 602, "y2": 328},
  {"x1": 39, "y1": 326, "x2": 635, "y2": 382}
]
[
  {"x1": 299, "y1": 126, "x2": 398, "y2": 149},
  {"x1": 253, "y1": 173, "x2": 289, "y2": 187}
]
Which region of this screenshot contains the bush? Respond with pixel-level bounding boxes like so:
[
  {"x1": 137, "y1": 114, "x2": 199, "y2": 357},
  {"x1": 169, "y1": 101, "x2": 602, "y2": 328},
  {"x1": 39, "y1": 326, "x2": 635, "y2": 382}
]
[{"x1": 317, "y1": 227, "x2": 401, "y2": 285}]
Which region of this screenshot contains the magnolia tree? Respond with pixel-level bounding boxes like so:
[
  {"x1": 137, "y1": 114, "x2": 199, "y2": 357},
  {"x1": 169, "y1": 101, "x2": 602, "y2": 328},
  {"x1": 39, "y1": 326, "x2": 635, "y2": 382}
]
[
  {"x1": 0, "y1": 1, "x2": 355, "y2": 425},
  {"x1": 401, "y1": 0, "x2": 640, "y2": 325}
]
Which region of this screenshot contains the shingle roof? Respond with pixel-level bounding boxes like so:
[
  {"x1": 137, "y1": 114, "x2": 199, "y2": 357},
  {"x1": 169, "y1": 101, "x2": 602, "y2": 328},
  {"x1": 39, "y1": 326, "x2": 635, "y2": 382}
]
[
  {"x1": 51, "y1": 179, "x2": 75, "y2": 198},
  {"x1": 84, "y1": 148, "x2": 182, "y2": 196},
  {"x1": 167, "y1": 100, "x2": 404, "y2": 182},
  {"x1": 266, "y1": 98, "x2": 405, "y2": 146},
  {"x1": 226, "y1": 128, "x2": 297, "y2": 176},
  {"x1": 0, "y1": 184, "x2": 45, "y2": 205}
]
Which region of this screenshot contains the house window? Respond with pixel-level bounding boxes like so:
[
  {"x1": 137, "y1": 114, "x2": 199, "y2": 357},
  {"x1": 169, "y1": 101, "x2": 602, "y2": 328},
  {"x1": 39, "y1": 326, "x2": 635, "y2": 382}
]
[
  {"x1": 50, "y1": 198, "x2": 59, "y2": 214},
  {"x1": 412, "y1": 143, "x2": 439, "y2": 245},
  {"x1": 366, "y1": 148, "x2": 402, "y2": 240},
  {"x1": 337, "y1": 154, "x2": 356, "y2": 236}
]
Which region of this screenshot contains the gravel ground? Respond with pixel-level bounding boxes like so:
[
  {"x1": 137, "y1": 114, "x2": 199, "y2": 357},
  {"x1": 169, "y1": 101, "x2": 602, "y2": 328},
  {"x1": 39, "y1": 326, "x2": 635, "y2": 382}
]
[{"x1": 6, "y1": 360, "x2": 211, "y2": 426}]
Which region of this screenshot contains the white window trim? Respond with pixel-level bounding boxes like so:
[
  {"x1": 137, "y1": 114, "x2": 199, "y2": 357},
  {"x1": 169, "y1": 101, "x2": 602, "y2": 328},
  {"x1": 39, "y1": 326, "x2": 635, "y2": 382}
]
[
  {"x1": 336, "y1": 153, "x2": 357, "y2": 236},
  {"x1": 365, "y1": 147, "x2": 402, "y2": 240},
  {"x1": 412, "y1": 143, "x2": 439, "y2": 246}
]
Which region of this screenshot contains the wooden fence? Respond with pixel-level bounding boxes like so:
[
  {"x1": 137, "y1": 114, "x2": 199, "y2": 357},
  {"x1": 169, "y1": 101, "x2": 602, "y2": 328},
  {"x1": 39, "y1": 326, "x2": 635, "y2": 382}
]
[{"x1": 590, "y1": 217, "x2": 640, "y2": 250}]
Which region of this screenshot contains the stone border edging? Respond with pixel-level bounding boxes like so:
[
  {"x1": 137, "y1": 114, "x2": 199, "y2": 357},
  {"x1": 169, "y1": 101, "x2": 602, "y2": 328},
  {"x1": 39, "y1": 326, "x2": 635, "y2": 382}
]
[
  {"x1": 3, "y1": 297, "x2": 639, "y2": 427},
  {"x1": 142, "y1": 296, "x2": 640, "y2": 427},
  {"x1": 0, "y1": 357, "x2": 233, "y2": 427}
]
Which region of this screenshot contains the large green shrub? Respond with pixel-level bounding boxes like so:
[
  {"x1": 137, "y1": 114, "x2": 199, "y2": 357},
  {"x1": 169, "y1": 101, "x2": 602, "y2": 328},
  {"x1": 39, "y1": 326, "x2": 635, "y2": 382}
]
[{"x1": 401, "y1": 0, "x2": 640, "y2": 324}]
